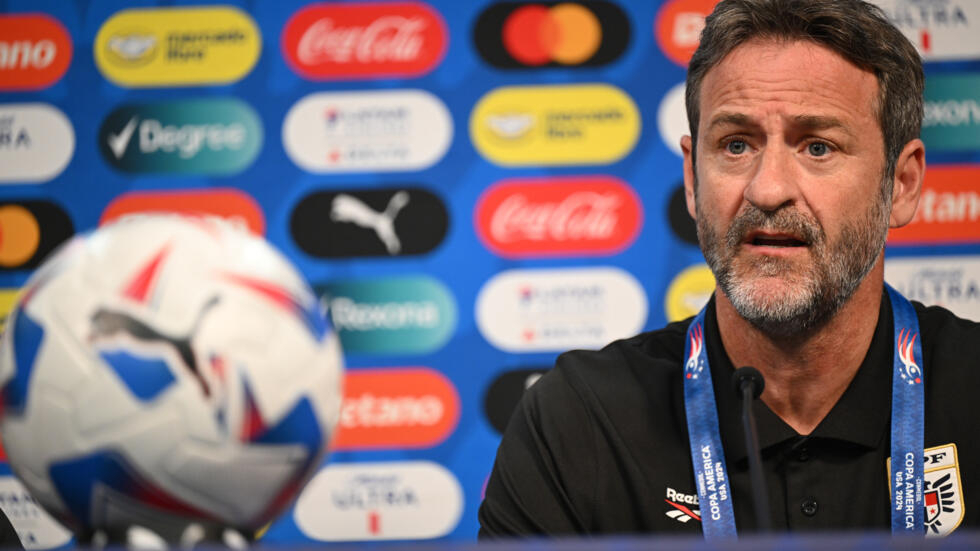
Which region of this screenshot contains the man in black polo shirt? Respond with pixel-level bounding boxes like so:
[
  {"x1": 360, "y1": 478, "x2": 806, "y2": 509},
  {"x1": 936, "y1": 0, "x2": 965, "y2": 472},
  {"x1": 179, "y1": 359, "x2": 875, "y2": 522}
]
[{"x1": 479, "y1": 0, "x2": 980, "y2": 538}]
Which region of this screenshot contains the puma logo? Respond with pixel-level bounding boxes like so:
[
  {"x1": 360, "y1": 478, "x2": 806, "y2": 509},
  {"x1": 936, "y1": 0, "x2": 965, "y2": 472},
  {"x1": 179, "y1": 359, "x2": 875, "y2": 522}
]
[{"x1": 330, "y1": 191, "x2": 410, "y2": 254}]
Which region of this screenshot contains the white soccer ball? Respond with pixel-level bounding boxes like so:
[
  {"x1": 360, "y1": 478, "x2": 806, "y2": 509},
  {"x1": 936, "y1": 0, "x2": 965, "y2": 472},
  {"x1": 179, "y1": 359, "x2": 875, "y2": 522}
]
[{"x1": 0, "y1": 214, "x2": 343, "y2": 539}]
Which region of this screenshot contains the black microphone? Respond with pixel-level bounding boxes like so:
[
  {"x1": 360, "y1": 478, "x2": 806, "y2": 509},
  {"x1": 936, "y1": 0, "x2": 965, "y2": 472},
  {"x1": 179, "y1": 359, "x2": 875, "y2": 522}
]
[{"x1": 732, "y1": 366, "x2": 772, "y2": 532}]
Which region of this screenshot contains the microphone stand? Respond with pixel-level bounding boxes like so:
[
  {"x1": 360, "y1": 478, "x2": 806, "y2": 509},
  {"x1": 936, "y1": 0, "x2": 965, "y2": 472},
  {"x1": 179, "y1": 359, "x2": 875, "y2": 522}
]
[{"x1": 733, "y1": 366, "x2": 772, "y2": 532}]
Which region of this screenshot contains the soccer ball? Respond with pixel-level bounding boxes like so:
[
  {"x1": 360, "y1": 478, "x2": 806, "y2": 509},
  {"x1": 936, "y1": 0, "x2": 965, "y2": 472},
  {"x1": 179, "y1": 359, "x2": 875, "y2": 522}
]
[{"x1": 0, "y1": 215, "x2": 343, "y2": 540}]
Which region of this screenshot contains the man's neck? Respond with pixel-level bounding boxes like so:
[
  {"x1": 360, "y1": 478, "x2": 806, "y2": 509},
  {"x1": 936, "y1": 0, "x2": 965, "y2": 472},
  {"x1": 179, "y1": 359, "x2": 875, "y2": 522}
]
[{"x1": 715, "y1": 261, "x2": 885, "y2": 435}]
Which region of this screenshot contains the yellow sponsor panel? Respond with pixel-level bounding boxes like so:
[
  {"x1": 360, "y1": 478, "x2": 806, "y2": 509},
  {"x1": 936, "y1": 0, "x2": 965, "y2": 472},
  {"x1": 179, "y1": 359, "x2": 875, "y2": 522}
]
[
  {"x1": 665, "y1": 264, "x2": 716, "y2": 322},
  {"x1": 470, "y1": 83, "x2": 641, "y2": 166},
  {"x1": 0, "y1": 289, "x2": 20, "y2": 335},
  {"x1": 95, "y1": 6, "x2": 261, "y2": 87}
]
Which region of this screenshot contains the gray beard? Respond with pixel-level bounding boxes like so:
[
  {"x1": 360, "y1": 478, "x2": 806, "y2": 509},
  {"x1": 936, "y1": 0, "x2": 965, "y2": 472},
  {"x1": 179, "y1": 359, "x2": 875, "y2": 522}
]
[{"x1": 696, "y1": 188, "x2": 891, "y2": 337}]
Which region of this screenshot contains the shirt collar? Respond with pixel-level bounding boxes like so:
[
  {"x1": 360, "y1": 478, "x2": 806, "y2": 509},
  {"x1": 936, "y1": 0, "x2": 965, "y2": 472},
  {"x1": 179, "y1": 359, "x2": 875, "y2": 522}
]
[{"x1": 704, "y1": 291, "x2": 893, "y2": 463}]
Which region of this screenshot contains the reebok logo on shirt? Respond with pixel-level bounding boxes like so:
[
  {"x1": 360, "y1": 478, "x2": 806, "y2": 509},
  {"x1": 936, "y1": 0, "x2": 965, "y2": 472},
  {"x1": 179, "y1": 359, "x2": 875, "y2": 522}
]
[{"x1": 665, "y1": 487, "x2": 701, "y2": 524}]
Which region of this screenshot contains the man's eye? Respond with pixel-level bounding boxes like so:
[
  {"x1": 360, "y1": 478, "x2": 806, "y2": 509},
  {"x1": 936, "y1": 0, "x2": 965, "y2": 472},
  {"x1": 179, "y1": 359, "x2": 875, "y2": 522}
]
[
  {"x1": 726, "y1": 140, "x2": 747, "y2": 155},
  {"x1": 808, "y1": 142, "x2": 830, "y2": 156}
]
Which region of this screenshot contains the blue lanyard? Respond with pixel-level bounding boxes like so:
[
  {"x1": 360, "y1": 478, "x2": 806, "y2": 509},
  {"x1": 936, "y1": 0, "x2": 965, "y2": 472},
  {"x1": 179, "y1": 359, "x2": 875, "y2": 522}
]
[{"x1": 683, "y1": 284, "x2": 924, "y2": 537}]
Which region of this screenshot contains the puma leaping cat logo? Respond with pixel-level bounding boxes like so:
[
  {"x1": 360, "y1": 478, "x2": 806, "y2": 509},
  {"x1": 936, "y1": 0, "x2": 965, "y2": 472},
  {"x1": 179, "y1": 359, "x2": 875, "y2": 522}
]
[{"x1": 330, "y1": 191, "x2": 410, "y2": 254}]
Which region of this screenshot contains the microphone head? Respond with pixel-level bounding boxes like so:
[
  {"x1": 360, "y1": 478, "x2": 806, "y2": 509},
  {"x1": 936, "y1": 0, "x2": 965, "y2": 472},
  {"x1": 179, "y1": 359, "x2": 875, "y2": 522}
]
[{"x1": 732, "y1": 366, "x2": 765, "y2": 399}]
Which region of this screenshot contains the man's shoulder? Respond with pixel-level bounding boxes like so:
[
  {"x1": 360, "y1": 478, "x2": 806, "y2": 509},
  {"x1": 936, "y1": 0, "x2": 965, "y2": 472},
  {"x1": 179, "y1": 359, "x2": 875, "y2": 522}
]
[{"x1": 913, "y1": 301, "x2": 980, "y2": 348}]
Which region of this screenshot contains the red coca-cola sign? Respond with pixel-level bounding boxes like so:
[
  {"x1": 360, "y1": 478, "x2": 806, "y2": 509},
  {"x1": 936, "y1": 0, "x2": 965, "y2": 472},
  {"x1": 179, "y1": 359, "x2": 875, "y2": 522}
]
[
  {"x1": 282, "y1": 1, "x2": 447, "y2": 80},
  {"x1": 475, "y1": 176, "x2": 643, "y2": 257}
]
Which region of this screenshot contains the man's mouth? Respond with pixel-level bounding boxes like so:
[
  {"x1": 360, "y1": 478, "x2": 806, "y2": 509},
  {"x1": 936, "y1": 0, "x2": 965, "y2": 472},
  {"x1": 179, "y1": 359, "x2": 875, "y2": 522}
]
[{"x1": 745, "y1": 232, "x2": 808, "y2": 248}]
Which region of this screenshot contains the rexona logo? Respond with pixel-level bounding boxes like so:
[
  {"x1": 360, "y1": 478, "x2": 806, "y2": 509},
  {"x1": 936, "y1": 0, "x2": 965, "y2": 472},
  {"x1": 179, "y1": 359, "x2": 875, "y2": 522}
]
[
  {"x1": 886, "y1": 256, "x2": 980, "y2": 321},
  {"x1": 483, "y1": 367, "x2": 549, "y2": 435},
  {"x1": 871, "y1": 0, "x2": 980, "y2": 61},
  {"x1": 888, "y1": 166, "x2": 980, "y2": 245},
  {"x1": 476, "y1": 267, "x2": 647, "y2": 352},
  {"x1": 475, "y1": 176, "x2": 642, "y2": 257},
  {"x1": 291, "y1": 187, "x2": 448, "y2": 258},
  {"x1": 283, "y1": 90, "x2": 452, "y2": 173},
  {"x1": 654, "y1": 0, "x2": 720, "y2": 66},
  {"x1": 0, "y1": 201, "x2": 73, "y2": 272},
  {"x1": 317, "y1": 276, "x2": 456, "y2": 355},
  {"x1": 94, "y1": 6, "x2": 260, "y2": 87},
  {"x1": 922, "y1": 74, "x2": 980, "y2": 153},
  {"x1": 282, "y1": 2, "x2": 447, "y2": 80},
  {"x1": 0, "y1": 14, "x2": 72, "y2": 91},
  {"x1": 100, "y1": 188, "x2": 265, "y2": 235},
  {"x1": 0, "y1": 476, "x2": 73, "y2": 549},
  {"x1": 0, "y1": 103, "x2": 74, "y2": 184},
  {"x1": 293, "y1": 461, "x2": 463, "y2": 541},
  {"x1": 99, "y1": 99, "x2": 261, "y2": 175},
  {"x1": 473, "y1": 1, "x2": 629, "y2": 68},
  {"x1": 665, "y1": 264, "x2": 715, "y2": 322},
  {"x1": 471, "y1": 83, "x2": 640, "y2": 166},
  {"x1": 333, "y1": 367, "x2": 460, "y2": 450}
]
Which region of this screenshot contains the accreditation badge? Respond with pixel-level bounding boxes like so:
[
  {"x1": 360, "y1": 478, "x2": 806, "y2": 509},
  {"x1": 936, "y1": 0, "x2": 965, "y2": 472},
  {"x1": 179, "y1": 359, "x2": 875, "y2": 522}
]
[{"x1": 888, "y1": 443, "x2": 964, "y2": 536}]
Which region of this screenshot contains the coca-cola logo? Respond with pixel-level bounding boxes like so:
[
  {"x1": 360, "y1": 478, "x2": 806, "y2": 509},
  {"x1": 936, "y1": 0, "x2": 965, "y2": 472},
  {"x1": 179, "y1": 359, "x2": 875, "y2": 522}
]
[
  {"x1": 282, "y1": 2, "x2": 447, "y2": 80},
  {"x1": 475, "y1": 176, "x2": 643, "y2": 257}
]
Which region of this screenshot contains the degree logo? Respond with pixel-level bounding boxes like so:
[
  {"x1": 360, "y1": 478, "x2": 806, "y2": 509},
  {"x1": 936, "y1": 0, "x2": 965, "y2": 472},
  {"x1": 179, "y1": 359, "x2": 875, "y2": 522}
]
[
  {"x1": 473, "y1": 1, "x2": 629, "y2": 68},
  {"x1": 475, "y1": 176, "x2": 641, "y2": 258},
  {"x1": 282, "y1": 2, "x2": 447, "y2": 80},
  {"x1": 100, "y1": 189, "x2": 265, "y2": 235},
  {"x1": 332, "y1": 367, "x2": 460, "y2": 450},
  {"x1": 921, "y1": 74, "x2": 980, "y2": 153},
  {"x1": 98, "y1": 98, "x2": 262, "y2": 175},
  {"x1": 0, "y1": 14, "x2": 72, "y2": 91},
  {"x1": 665, "y1": 264, "x2": 715, "y2": 322},
  {"x1": 654, "y1": 0, "x2": 719, "y2": 67},
  {"x1": 0, "y1": 103, "x2": 75, "y2": 184},
  {"x1": 871, "y1": 0, "x2": 980, "y2": 62},
  {"x1": 888, "y1": 166, "x2": 980, "y2": 245},
  {"x1": 470, "y1": 83, "x2": 640, "y2": 166},
  {"x1": 94, "y1": 6, "x2": 260, "y2": 87},
  {"x1": 0, "y1": 201, "x2": 73, "y2": 272}
]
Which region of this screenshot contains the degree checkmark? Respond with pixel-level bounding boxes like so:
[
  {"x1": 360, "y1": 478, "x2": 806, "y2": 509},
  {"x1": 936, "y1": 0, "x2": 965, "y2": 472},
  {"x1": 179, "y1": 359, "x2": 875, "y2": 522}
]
[{"x1": 108, "y1": 117, "x2": 139, "y2": 159}]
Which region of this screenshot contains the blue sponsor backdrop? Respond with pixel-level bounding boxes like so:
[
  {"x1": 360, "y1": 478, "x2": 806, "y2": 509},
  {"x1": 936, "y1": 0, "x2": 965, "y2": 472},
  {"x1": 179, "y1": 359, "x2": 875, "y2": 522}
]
[{"x1": 1, "y1": 0, "x2": 979, "y2": 545}]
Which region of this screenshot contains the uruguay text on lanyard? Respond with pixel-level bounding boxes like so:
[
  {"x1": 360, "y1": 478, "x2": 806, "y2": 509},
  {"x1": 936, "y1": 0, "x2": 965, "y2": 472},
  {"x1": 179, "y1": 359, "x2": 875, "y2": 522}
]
[{"x1": 682, "y1": 284, "x2": 924, "y2": 538}]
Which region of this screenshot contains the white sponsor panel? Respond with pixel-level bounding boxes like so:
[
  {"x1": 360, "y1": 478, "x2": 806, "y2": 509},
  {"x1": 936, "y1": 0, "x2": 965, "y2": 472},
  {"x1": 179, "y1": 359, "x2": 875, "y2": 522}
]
[
  {"x1": 657, "y1": 81, "x2": 689, "y2": 157},
  {"x1": 885, "y1": 255, "x2": 980, "y2": 320},
  {"x1": 293, "y1": 461, "x2": 462, "y2": 541},
  {"x1": 0, "y1": 476, "x2": 72, "y2": 549},
  {"x1": 870, "y1": 0, "x2": 980, "y2": 61},
  {"x1": 0, "y1": 103, "x2": 74, "y2": 183},
  {"x1": 476, "y1": 267, "x2": 648, "y2": 352},
  {"x1": 282, "y1": 89, "x2": 452, "y2": 173}
]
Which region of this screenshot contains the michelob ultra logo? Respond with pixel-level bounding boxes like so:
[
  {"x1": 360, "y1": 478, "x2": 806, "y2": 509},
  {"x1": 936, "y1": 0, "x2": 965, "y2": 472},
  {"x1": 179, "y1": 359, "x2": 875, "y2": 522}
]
[
  {"x1": 0, "y1": 201, "x2": 73, "y2": 271},
  {"x1": 0, "y1": 14, "x2": 72, "y2": 90},
  {"x1": 885, "y1": 255, "x2": 980, "y2": 321},
  {"x1": 317, "y1": 276, "x2": 456, "y2": 355},
  {"x1": 94, "y1": 6, "x2": 260, "y2": 87},
  {"x1": 100, "y1": 188, "x2": 265, "y2": 235},
  {"x1": 0, "y1": 103, "x2": 74, "y2": 184},
  {"x1": 99, "y1": 99, "x2": 262, "y2": 175},
  {"x1": 922, "y1": 74, "x2": 980, "y2": 152},
  {"x1": 470, "y1": 83, "x2": 640, "y2": 166},
  {"x1": 888, "y1": 166, "x2": 980, "y2": 245},
  {"x1": 333, "y1": 367, "x2": 461, "y2": 450},
  {"x1": 872, "y1": 0, "x2": 980, "y2": 62}
]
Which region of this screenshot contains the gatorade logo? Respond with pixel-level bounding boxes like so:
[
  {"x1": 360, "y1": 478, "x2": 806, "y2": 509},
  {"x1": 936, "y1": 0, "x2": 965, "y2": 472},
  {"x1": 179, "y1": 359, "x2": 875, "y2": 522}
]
[
  {"x1": 665, "y1": 264, "x2": 716, "y2": 322},
  {"x1": 888, "y1": 166, "x2": 980, "y2": 245},
  {"x1": 654, "y1": 0, "x2": 719, "y2": 66},
  {"x1": 0, "y1": 14, "x2": 72, "y2": 90},
  {"x1": 0, "y1": 201, "x2": 74, "y2": 272},
  {"x1": 98, "y1": 99, "x2": 262, "y2": 175},
  {"x1": 282, "y1": 2, "x2": 447, "y2": 80},
  {"x1": 475, "y1": 176, "x2": 642, "y2": 257},
  {"x1": 473, "y1": 1, "x2": 629, "y2": 68},
  {"x1": 94, "y1": 6, "x2": 260, "y2": 87},
  {"x1": 332, "y1": 367, "x2": 460, "y2": 450},
  {"x1": 100, "y1": 188, "x2": 265, "y2": 235},
  {"x1": 470, "y1": 83, "x2": 640, "y2": 166},
  {"x1": 0, "y1": 103, "x2": 75, "y2": 184}
]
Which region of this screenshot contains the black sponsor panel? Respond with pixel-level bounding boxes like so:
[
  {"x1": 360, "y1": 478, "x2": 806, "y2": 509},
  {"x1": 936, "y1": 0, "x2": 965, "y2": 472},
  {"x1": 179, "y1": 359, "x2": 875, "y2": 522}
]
[
  {"x1": 291, "y1": 186, "x2": 449, "y2": 258},
  {"x1": 0, "y1": 200, "x2": 74, "y2": 271},
  {"x1": 483, "y1": 367, "x2": 550, "y2": 434},
  {"x1": 473, "y1": 1, "x2": 630, "y2": 69},
  {"x1": 668, "y1": 183, "x2": 699, "y2": 246}
]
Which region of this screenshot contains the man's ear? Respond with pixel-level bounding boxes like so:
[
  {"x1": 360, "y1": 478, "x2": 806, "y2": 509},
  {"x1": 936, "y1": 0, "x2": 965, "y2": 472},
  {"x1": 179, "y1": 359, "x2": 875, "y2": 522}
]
[
  {"x1": 682, "y1": 135, "x2": 697, "y2": 220},
  {"x1": 888, "y1": 138, "x2": 926, "y2": 228}
]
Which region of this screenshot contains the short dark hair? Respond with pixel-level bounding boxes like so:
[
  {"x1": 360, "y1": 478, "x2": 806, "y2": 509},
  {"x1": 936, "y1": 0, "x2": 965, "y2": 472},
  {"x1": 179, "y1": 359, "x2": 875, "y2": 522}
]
[{"x1": 685, "y1": 0, "x2": 923, "y2": 181}]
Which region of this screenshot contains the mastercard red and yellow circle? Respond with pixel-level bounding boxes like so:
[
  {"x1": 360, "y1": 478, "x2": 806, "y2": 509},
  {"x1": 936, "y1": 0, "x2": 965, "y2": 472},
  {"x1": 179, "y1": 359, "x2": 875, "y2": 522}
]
[{"x1": 502, "y1": 3, "x2": 602, "y2": 66}]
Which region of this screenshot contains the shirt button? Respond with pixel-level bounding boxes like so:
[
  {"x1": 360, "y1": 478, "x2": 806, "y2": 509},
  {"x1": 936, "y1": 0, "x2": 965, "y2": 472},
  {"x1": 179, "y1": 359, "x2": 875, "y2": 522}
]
[
  {"x1": 801, "y1": 497, "x2": 818, "y2": 517},
  {"x1": 797, "y1": 447, "x2": 809, "y2": 462}
]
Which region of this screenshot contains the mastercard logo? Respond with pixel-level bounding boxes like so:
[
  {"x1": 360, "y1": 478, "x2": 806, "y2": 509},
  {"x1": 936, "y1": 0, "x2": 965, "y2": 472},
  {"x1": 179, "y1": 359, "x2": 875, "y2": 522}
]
[
  {"x1": 100, "y1": 188, "x2": 265, "y2": 235},
  {"x1": 654, "y1": 0, "x2": 720, "y2": 67},
  {"x1": 0, "y1": 201, "x2": 73, "y2": 272},
  {"x1": 474, "y1": 1, "x2": 629, "y2": 68}
]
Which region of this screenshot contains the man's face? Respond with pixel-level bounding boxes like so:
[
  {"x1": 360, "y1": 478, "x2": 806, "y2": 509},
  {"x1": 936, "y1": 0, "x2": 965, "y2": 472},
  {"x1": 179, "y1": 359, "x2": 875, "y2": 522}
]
[{"x1": 683, "y1": 39, "x2": 891, "y2": 335}]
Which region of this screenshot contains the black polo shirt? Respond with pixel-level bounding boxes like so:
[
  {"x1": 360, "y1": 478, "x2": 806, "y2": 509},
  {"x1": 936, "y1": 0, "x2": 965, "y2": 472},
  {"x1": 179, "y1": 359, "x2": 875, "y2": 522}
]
[{"x1": 479, "y1": 292, "x2": 980, "y2": 537}]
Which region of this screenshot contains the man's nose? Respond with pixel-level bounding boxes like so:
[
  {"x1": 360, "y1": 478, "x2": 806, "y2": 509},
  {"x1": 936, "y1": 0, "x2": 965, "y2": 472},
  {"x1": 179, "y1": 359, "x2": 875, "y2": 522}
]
[{"x1": 743, "y1": 146, "x2": 800, "y2": 212}]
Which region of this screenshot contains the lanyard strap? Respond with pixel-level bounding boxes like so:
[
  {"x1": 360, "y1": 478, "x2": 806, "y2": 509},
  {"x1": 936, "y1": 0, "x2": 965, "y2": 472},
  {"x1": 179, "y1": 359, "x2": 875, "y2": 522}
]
[{"x1": 683, "y1": 284, "x2": 924, "y2": 538}]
